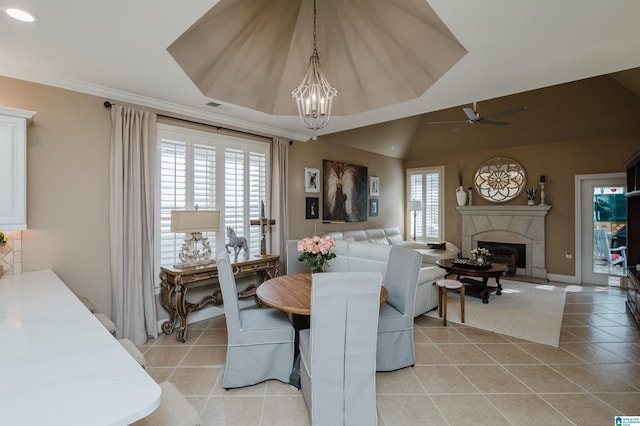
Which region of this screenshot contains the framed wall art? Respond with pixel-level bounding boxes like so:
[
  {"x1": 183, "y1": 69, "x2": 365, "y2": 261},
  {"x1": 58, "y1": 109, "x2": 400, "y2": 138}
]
[
  {"x1": 305, "y1": 197, "x2": 319, "y2": 219},
  {"x1": 304, "y1": 167, "x2": 320, "y2": 193},
  {"x1": 322, "y1": 160, "x2": 368, "y2": 222},
  {"x1": 369, "y1": 176, "x2": 380, "y2": 196},
  {"x1": 369, "y1": 198, "x2": 379, "y2": 217}
]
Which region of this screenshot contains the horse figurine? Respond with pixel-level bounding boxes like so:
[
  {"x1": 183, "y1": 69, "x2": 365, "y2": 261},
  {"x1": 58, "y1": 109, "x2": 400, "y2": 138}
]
[{"x1": 225, "y1": 227, "x2": 249, "y2": 262}]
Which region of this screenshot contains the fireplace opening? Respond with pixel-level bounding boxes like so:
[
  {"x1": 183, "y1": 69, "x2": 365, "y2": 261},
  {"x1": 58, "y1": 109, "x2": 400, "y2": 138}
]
[{"x1": 478, "y1": 241, "x2": 526, "y2": 276}]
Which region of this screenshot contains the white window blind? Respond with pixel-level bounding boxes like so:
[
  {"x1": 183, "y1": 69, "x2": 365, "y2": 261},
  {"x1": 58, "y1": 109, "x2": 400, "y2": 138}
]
[
  {"x1": 407, "y1": 166, "x2": 444, "y2": 241},
  {"x1": 156, "y1": 124, "x2": 270, "y2": 271}
]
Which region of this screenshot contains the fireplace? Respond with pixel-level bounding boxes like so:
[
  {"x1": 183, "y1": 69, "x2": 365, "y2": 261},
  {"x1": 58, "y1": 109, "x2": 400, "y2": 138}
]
[
  {"x1": 478, "y1": 241, "x2": 526, "y2": 268},
  {"x1": 457, "y1": 205, "x2": 551, "y2": 278}
]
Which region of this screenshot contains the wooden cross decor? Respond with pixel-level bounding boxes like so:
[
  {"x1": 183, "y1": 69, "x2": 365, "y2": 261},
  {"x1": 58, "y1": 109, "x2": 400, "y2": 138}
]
[{"x1": 250, "y1": 200, "x2": 276, "y2": 256}]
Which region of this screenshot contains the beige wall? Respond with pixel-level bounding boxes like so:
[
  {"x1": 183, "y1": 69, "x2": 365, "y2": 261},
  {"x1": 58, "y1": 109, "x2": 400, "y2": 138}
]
[
  {"x1": 0, "y1": 76, "x2": 112, "y2": 314},
  {"x1": 287, "y1": 138, "x2": 405, "y2": 239},
  {"x1": 2, "y1": 73, "x2": 638, "y2": 319},
  {"x1": 405, "y1": 135, "x2": 639, "y2": 277}
]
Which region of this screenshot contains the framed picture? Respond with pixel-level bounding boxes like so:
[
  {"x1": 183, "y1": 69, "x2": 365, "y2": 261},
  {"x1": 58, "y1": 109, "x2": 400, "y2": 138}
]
[
  {"x1": 370, "y1": 176, "x2": 380, "y2": 196},
  {"x1": 306, "y1": 197, "x2": 319, "y2": 219},
  {"x1": 322, "y1": 160, "x2": 368, "y2": 222},
  {"x1": 304, "y1": 167, "x2": 320, "y2": 193},
  {"x1": 369, "y1": 198, "x2": 379, "y2": 217}
]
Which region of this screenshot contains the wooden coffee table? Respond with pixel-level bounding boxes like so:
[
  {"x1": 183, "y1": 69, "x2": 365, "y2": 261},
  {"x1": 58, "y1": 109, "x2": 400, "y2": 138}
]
[{"x1": 436, "y1": 259, "x2": 508, "y2": 304}]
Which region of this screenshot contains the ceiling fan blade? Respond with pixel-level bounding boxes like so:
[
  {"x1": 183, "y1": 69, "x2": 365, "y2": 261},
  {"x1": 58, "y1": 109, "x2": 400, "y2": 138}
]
[
  {"x1": 426, "y1": 120, "x2": 467, "y2": 125},
  {"x1": 452, "y1": 123, "x2": 469, "y2": 132},
  {"x1": 477, "y1": 119, "x2": 509, "y2": 126},
  {"x1": 463, "y1": 107, "x2": 477, "y2": 120},
  {"x1": 482, "y1": 106, "x2": 527, "y2": 120}
]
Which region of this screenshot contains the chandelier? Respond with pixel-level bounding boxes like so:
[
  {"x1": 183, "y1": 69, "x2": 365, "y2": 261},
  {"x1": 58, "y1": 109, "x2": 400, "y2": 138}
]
[{"x1": 291, "y1": 0, "x2": 338, "y2": 140}]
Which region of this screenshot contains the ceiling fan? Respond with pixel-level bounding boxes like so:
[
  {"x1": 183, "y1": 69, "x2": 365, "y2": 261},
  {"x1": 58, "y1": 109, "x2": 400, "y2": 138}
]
[{"x1": 427, "y1": 101, "x2": 527, "y2": 132}]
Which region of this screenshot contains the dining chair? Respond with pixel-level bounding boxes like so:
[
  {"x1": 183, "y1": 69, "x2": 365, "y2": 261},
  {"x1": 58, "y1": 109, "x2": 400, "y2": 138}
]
[
  {"x1": 376, "y1": 245, "x2": 422, "y2": 371},
  {"x1": 286, "y1": 239, "x2": 310, "y2": 274},
  {"x1": 299, "y1": 271, "x2": 382, "y2": 426},
  {"x1": 118, "y1": 338, "x2": 146, "y2": 368},
  {"x1": 217, "y1": 250, "x2": 295, "y2": 389}
]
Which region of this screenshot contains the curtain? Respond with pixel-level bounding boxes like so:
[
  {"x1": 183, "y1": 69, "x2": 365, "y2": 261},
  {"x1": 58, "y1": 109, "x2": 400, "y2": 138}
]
[
  {"x1": 109, "y1": 105, "x2": 158, "y2": 344},
  {"x1": 271, "y1": 138, "x2": 289, "y2": 275}
]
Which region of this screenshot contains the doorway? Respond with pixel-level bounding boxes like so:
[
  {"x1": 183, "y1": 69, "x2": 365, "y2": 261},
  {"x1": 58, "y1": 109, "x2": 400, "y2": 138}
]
[{"x1": 576, "y1": 173, "x2": 627, "y2": 285}]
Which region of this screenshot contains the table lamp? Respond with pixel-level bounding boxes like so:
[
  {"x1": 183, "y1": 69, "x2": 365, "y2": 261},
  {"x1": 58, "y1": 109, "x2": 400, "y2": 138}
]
[
  {"x1": 171, "y1": 207, "x2": 220, "y2": 268},
  {"x1": 408, "y1": 200, "x2": 422, "y2": 241}
]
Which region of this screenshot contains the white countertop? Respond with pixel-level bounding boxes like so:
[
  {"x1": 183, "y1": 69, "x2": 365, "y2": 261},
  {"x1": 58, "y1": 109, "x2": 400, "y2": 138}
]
[{"x1": 0, "y1": 270, "x2": 161, "y2": 425}]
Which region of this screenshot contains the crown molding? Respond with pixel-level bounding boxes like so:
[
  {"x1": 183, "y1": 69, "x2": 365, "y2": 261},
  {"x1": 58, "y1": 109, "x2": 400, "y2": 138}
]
[{"x1": 0, "y1": 64, "x2": 310, "y2": 141}]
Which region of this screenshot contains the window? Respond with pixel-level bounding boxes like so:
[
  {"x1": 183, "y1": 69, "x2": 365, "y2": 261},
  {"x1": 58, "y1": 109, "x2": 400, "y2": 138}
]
[
  {"x1": 407, "y1": 166, "x2": 444, "y2": 241},
  {"x1": 156, "y1": 123, "x2": 270, "y2": 270}
]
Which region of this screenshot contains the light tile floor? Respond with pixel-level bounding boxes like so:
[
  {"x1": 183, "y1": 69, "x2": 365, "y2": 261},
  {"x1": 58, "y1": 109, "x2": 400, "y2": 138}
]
[{"x1": 139, "y1": 283, "x2": 640, "y2": 425}]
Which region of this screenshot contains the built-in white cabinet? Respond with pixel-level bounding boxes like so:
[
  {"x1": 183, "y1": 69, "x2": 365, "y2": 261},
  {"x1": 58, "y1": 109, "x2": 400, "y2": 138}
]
[{"x1": 0, "y1": 106, "x2": 36, "y2": 230}]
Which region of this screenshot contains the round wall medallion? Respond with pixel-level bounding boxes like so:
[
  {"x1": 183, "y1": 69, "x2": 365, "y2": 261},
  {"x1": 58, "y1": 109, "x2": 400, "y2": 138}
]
[{"x1": 473, "y1": 157, "x2": 527, "y2": 203}]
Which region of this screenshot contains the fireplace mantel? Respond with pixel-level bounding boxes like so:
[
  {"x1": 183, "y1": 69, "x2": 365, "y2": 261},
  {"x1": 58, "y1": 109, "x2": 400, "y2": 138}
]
[
  {"x1": 457, "y1": 204, "x2": 552, "y2": 279},
  {"x1": 457, "y1": 205, "x2": 552, "y2": 216}
]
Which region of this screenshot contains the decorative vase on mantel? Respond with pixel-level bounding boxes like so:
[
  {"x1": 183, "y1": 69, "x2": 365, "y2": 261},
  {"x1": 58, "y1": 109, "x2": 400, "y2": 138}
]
[{"x1": 456, "y1": 186, "x2": 467, "y2": 206}]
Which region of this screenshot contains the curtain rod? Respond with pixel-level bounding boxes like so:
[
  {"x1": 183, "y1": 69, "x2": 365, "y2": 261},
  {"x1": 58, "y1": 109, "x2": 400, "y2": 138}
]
[{"x1": 103, "y1": 101, "x2": 272, "y2": 141}]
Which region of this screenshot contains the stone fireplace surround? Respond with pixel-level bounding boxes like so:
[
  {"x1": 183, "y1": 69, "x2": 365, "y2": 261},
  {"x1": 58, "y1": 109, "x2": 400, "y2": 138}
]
[{"x1": 457, "y1": 205, "x2": 552, "y2": 279}]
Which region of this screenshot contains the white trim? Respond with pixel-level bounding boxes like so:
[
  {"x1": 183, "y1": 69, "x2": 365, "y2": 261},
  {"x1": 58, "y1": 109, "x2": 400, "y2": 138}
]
[
  {"x1": 574, "y1": 172, "x2": 625, "y2": 285},
  {"x1": 547, "y1": 273, "x2": 578, "y2": 284},
  {"x1": 0, "y1": 64, "x2": 310, "y2": 141}
]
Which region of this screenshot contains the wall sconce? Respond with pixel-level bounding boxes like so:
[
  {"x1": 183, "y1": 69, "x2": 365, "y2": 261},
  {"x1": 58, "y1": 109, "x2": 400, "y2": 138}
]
[{"x1": 171, "y1": 207, "x2": 220, "y2": 268}]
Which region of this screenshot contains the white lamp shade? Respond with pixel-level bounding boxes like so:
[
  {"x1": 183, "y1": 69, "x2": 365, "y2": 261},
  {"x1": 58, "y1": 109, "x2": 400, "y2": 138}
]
[
  {"x1": 171, "y1": 210, "x2": 220, "y2": 233},
  {"x1": 408, "y1": 200, "x2": 422, "y2": 211}
]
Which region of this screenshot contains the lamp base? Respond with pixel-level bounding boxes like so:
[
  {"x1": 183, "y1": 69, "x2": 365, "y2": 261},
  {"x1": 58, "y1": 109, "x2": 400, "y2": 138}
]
[{"x1": 174, "y1": 232, "x2": 213, "y2": 268}]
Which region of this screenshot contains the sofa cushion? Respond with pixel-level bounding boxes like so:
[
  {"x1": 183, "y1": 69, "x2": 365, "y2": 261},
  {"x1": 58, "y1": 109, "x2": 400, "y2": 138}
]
[{"x1": 342, "y1": 230, "x2": 368, "y2": 242}]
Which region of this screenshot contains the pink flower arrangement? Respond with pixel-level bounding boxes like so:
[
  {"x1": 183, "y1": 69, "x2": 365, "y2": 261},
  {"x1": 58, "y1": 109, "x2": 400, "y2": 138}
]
[{"x1": 297, "y1": 236, "x2": 337, "y2": 273}]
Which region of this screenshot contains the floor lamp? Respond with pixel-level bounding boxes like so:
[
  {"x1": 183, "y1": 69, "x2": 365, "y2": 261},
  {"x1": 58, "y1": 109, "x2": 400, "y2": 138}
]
[{"x1": 408, "y1": 200, "x2": 422, "y2": 241}]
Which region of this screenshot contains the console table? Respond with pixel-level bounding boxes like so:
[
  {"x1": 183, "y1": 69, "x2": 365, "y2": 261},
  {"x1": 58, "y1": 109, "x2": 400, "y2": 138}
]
[{"x1": 160, "y1": 254, "x2": 280, "y2": 342}]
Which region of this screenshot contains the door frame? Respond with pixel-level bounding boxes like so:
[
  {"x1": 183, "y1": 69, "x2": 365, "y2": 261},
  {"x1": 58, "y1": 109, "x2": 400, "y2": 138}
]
[{"x1": 574, "y1": 172, "x2": 626, "y2": 285}]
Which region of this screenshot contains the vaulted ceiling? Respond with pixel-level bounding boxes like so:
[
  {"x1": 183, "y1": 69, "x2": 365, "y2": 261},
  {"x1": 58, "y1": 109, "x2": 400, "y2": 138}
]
[{"x1": 1, "y1": 1, "x2": 639, "y2": 154}]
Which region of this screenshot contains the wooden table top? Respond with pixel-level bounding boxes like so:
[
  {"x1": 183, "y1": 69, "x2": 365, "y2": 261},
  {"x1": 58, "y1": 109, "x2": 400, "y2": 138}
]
[
  {"x1": 256, "y1": 273, "x2": 388, "y2": 315},
  {"x1": 436, "y1": 258, "x2": 508, "y2": 277}
]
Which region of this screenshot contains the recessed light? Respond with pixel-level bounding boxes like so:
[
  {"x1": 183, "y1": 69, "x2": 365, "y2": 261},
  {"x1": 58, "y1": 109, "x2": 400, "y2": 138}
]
[
  {"x1": 6, "y1": 8, "x2": 38, "y2": 23},
  {"x1": 390, "y1": 143, "x2": 398, "y2": 151}
]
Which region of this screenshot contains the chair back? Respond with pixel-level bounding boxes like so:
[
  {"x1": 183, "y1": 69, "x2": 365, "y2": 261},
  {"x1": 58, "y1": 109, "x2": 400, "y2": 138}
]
[
  {"x1": 217, "y1": 250, "x2": 242, "y2": 337},
  {"x1": 594, "y1": 228, "x2": 611, "y2": 262},
  {"x1": 384, "y1": 246, "x2": 422, "y2": 316},
  {"x1": 286, "y1": 240, "x2": 310, "y2": 274},
  {"x1": 309, "y1": 271, "x2": 382, "y2": 425}
]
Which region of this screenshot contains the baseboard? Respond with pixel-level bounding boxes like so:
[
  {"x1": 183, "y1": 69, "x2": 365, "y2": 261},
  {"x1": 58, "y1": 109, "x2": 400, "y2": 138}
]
[{"x1": 546, "y1": 273, "x2": 578, "y2": 284}]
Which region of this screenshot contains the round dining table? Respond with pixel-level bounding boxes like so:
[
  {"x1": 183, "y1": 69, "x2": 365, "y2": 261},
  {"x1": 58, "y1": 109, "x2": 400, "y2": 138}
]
[
  {"x1": 256, "y1": 273, "x2": 388, "y2": 315},
  {"x1": 256, "y1": 272, "x2": 388, "y2": 388}
]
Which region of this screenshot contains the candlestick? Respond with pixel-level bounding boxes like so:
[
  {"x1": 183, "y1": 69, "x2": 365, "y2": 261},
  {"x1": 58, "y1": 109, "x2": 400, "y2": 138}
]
[{"x1": 539, "y1": 182, "x2": 546, "y2": 206}]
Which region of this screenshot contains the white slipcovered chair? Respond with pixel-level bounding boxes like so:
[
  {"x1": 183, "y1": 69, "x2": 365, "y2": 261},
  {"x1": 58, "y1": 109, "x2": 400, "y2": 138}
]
[
  {"x1": 217, "y1": 250, "x2": 295, "y2": 389},
  {"x1": 299, "y1": 271, "x2": 382, "y2": 426},
  {"x1": 376, "y1": 245, "x2": 422, "y2": 371},
  {"x1": 286, "y1": 239, "x2": 310, "y2": 274}
]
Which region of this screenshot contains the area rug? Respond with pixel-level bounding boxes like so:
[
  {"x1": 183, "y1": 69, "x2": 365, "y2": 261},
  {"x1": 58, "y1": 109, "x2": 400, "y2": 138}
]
[{"x1": 426, "y1": 279, "x2": 566, "y2": 347}]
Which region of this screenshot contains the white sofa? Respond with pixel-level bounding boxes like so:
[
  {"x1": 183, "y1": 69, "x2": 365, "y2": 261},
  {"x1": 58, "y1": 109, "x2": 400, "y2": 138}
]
[
  {"x1": 322, "y1": 227, "x2": 460, "y2": 316},
  {"x1": 323, "y1": 227, "x2": 460, "y2": 267}
]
